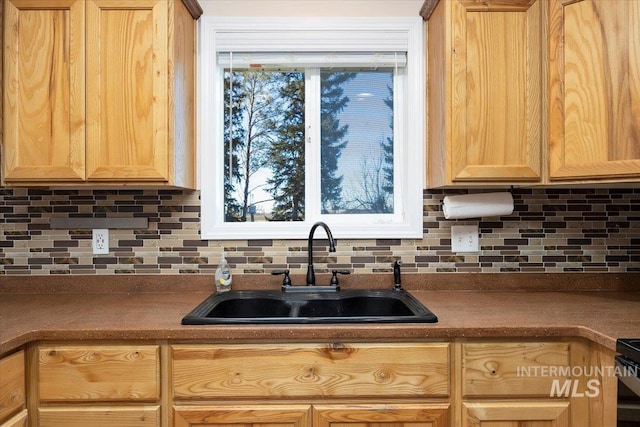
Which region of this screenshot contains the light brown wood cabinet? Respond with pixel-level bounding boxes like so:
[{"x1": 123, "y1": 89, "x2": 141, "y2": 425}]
[
  {"x1": 457, "y1": 340, "x2": 616, "y2": 427},
  {"x1": 460, "y1": 342, "x2": 571, "y2": 426},
  {"x1": 423, "y1": 0, "x2": 543, "y2": 187},
  {"x1": 0, "y1": 350, "x2": 26, "y2": 426},
  {"x1": 2, "y1": 0, "x2": 201, "y2": 188},
  {"x1": 172, "y1": 343, "x2": 451, "y2": 427},
  {"x1": 34, "y1": 344, "x2": 161, "y2": 427},
  {"x1": 548, "y1": 0, "x2": 640, "y2": 182},
  {"x1": 23, "y1": 339, "x2": 617, "y2": 427}
]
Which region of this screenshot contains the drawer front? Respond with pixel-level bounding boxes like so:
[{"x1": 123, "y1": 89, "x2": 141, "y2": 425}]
[
  {"x1": 173, "y1": 343, "x2": 450, "y2": 399},
  {"x1": 38, "y1": 406, "x2": 159, "y2": 427},
  {"x1": 0, "y1": 350, "x2": 25, "y2": 423},
  {"x1": 462, "y1": 342, "x2": 570, "y2": 397},
  {"x1": 38, "y1": 345, "x2": 160, "y2": 401}
]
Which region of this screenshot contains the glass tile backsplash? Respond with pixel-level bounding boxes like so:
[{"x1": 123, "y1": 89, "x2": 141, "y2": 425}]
[{"x1": 0, "y1": 187, "x2": 638, "y2": 275}]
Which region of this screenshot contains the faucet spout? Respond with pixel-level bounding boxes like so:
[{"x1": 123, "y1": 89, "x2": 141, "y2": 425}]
[{"x1": 306, "y1": 221, "x2": 336, "y2": 286}]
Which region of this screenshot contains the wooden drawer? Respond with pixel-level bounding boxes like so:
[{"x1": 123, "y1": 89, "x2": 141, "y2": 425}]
[
  {"x1": 38, "y1": 345, "x2": 160, "y2": 401},
  {"x1": 462, "y1": 342, "x2": 570, "y2": 397},
  {"x1": 173, "y1": 343, "x2": 450, "y2": 399},
  {"x1": 38, "y1": 406, "x2": 159, "y2": 427},
  {"x1": 0, "y1": 350, "x2": 25, "y2": 423}
]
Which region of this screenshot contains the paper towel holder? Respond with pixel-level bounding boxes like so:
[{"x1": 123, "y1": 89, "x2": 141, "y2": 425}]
[
  {"x1": 439, "y1": 187, "x2": 515, "y2": 219},
  {"x1": 439, "y1": 187, "x2": 514, "y2": 210}
]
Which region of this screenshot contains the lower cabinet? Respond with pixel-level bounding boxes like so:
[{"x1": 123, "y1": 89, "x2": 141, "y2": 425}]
[
  {"x1": 21, "y1": 338, "x2": 616, "y2": 427},
  {"x1": 172, "y1": 343, "x2": 451, "y2": 427},
  {"x1": 458, "y1": 340, "x2": 616, "y2": 426},
  {"x1": 34, "y1": 343, "x2": 161, "y2": 427}
]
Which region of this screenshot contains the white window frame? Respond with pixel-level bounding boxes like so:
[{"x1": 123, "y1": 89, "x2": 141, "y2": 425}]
[{"x1": 198, "y1": 17, "x2": 425, "y2": 240}]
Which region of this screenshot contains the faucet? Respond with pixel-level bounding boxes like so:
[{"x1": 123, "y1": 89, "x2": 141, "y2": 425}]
[{"x1": 306, "y1": 221, "x2": 336, "y2": 286}]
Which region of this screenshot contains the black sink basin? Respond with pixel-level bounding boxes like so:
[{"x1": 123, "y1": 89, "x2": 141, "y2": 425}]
[
  {"x1": 297, "y1": 295, "x2": 415, "y2": 317},
  {"x1": 181, "y1": 289, "x2": 438, "y2": 324},
  {"x1": 206, "y1": 297, "x2": 292, "y2": 318}
]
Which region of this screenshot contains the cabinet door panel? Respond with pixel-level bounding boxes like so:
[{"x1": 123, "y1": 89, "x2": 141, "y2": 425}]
[
  {"x1": 39, "y1": 406, "x2": 159, "y2": 427},
  {"x1": 451, "y1": 0, "x2": 541, "y2": 182},
  {"x1": 173, "y1": 405, "x2": 312, "y2": 427},
  {"x1": 462, "y1": 342, "x2": 569, "y2": 397},
  {"x1": 313, "y1": 404, "x2": 449, "y2": 427},
  {"x1": 38, "y1": 345, "x2": 160, "y2": 401},
  {"x1": 86, "y1": 0, "x2": 169, "y2": 182},
  {"x1": 0, "y1": 350, "x2": 25, "y2": 423},
  {"x1": 549, "y1": 0, "x2": 640, "y2": 180},
  {"x1": 3, "y1": 0, "x2": 85, "y2": 182},
  {"x1": 463, "y1": 402, "x2": 569, "y2": 427}
]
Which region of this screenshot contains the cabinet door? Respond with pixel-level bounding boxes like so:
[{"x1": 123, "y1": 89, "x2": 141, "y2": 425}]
[
  {"x1": 3, "y1": 0, "x2": 86, "y2": 182},
  {"x1": 0, "y1": 350, "x2": 25, "y2": 424},
  {"x1": 314, "y1": 404, "x2": 449, "y2": 427},
  {"x1": 173, "y1": 405, "x2": 312, "y2": 427},
  {"x1": 86, "y1": 0, "x2": 169, "y2": 182},
  {"x1": 463, "y1": 401, "x2": 569, "y2": 427},
  {"x1": 549, "y1": 0, "x2": 640, "y2": 181},
  {"x1": 450, "y1": 0, "x2": 542, "y2": 182}
]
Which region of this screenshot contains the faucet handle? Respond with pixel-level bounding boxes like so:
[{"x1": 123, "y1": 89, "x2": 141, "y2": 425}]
[
  {"x1": 330, "y1": 270, "x2": 350, "y2": 289},
  {"x1": 271, "y1": 270, "x2": 292, "y2": 288},
  {"x1": 393, "y1": 261, "x2": 402, "y2": 291}
]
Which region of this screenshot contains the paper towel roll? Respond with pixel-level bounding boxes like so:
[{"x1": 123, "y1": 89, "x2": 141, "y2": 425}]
[{"x1": 442, "y1": 192, "x2": 514, "y2": 219}]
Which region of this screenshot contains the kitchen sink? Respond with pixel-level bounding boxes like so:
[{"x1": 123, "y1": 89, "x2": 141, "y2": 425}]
[{"x1": 181, "y1": 289, "x2": 438, "y2": 324}]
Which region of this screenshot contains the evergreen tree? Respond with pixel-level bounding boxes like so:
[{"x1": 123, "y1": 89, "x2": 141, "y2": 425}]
[
  {"x1": 381, "y1": 83, "x2": 394, "y2": 203},
  {"x1": 348, "y1": 72, "x2": 394, "y2": 214},
  {"x1": 320, "y1": 71, "x2": 356, "y2": 213},
  {"x1": 223, "y1": 71, "x2": 247, "y2": 221},
  {"x1": 267, "y1": 72, "x2": 305, "y2": 221}
]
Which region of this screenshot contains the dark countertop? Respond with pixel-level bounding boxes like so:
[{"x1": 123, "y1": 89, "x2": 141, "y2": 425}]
[{"x1": 2, "y1": 273, "x2": 640, "y2": 356}]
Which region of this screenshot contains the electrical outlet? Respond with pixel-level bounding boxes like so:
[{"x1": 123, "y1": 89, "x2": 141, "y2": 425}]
[
  {"x1": 451, "y1": 225, "x2": 479, "y2": 253},
  {"x1": 92, "y1": 229, "x2": 109, "y2": 255}
]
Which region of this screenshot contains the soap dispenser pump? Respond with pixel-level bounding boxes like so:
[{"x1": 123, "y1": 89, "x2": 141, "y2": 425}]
[{"x1": 214, "y1": 253, "x2": 232, "y2": 293}]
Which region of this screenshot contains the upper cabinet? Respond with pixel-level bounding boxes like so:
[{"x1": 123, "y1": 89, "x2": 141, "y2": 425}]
[
  {"x1": 548, "y1": 0, "x2": 640, "y2": 182},
  {"x1": 2, "y1": 0, "x2": 202, "y2": 188},
  {"x1": 423, "y1": 0, "x2": 543, "y2": 188}
]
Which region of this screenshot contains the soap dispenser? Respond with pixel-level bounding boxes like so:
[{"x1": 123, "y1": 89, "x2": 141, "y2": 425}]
[{"x1": 214, "y1": 253, "x2": 232, "y2": 293}]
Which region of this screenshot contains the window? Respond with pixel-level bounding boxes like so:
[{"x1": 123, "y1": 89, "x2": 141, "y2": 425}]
[{"x1": 199, "y1": 17, "x2": 424, "y2": 239}]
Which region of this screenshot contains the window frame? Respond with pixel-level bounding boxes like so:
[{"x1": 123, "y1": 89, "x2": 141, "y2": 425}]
[{"x1": 198, "y1": 17, "x2": 425, "y2": 240}]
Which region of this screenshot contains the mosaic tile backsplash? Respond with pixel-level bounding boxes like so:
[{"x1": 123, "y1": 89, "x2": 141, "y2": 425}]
[{"x1": 0, "y1": 187, "x2": 638, "y2": 275}]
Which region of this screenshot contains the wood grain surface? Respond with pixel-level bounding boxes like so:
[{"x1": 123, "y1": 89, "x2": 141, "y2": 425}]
[
  {"x1": 173, "y1": 343, "x2": 450, "y2": 399},
  {"x1": 549, "y1": 0, "x2": 640, "y2": 180},
  {"x1": 38, "y1": 345, "x2": 159, "y2": 401}
]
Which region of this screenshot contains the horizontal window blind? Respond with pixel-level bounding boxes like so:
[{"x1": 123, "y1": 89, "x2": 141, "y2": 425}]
[
  {"x1": 217, "y1": 52, "x2": 407, "y2": 69},
  {"x1": 210, "y1": 17, "x2": 414, "y2": 52}
]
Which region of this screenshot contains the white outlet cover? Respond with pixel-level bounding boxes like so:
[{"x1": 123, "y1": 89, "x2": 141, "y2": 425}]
[
  {"x1": 92, "y1": 229, "x2": 109, "y2": 255},
  {"x1": 451, "y1": 225, "x2": 479, "y2": 253}
]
